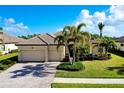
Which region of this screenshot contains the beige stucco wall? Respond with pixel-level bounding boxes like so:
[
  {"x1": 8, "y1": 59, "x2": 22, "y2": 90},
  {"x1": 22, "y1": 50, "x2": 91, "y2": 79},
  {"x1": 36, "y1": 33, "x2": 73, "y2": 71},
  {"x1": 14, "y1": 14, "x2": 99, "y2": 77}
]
[
  {"x1": 116, "y1": 42, "x2": 124, "y2": 51},
  {"x1": 48, "y1": 46, "x2": 65, "y2": 61},
  {"x1": 18, "y1": 45, "x2": 65, "y2": 62},
  {"x1": 90, "y1": 44, "x2": 105, "y2": 55}
]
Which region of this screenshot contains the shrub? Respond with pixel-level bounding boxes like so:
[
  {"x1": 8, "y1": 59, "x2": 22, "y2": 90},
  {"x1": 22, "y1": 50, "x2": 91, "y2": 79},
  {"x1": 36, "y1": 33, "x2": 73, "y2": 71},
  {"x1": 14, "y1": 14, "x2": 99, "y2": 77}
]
[
  {"x1": 57, "y1": 61, "x2": 84, "y2": 71},
  {"x1": 0, "y1": 64, "x2": 8, "y2": 70},
  {"x1": 11, "y1": 49, "x2": 18, "y2": 53},
  {"x1": 109, "y1": 48, "x2": 124, "y2": 57},
  {"x1": 0, "y1": 51, "x2": 2, "y2": 56},
  {"x1": 62, "y1": 54, "x2": 69, "y2": 62},
  {"x1": 1, "y1": 60, "x2": 16, "y2": 66},
  {"x1": 107, "y1": 54, "x2": 111, "y2": 59}
]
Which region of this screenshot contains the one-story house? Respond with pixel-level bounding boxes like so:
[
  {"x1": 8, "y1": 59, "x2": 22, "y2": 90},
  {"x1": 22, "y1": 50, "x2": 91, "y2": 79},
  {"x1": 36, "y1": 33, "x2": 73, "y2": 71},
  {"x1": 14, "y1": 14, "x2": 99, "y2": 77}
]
[
  {"x1": 114, "y1": 36, "x2": 124, "y2": 51},
  {"x1": 0, "y1": 31, "x2": 25, "y2": 54},
  {"x1": 16, "y1": 33, "x2": 65, "y2": 62},
  {"x1": 16, "y1": 32, "x2": 106, "y2": 62}
]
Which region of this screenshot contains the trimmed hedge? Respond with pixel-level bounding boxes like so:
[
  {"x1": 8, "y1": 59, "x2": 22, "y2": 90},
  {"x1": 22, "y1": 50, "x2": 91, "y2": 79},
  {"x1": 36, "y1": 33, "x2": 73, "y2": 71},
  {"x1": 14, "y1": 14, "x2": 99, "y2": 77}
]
[
  {"x1": 0, "y1": 53, "x2": 17, "y2": 71},
  {"x1": 0, "y1": 53, "x2": 18, "y2": 61},
  {"x1": 109, "y1": 49, "x2": 124, "y2": 57},
  {"x1": 62, "y1": 53, "x2": 111, "y2": 62},
  {"x1": 0, "y1": 60, "x2": 16, "y2": 70},
  {"x1": 2, "y1": 60, "x2": 16, "y2": 66},
  {"x1": 0, "y1": 64, "x2": 8, "y2": 70},
  {"x1": 57, "y1": 62, "x2": 84, "y2": 71}
]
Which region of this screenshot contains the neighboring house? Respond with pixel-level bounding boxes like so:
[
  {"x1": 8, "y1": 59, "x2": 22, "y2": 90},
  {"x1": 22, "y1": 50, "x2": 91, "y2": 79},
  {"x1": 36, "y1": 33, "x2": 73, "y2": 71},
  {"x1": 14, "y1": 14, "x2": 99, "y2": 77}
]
[
  {"x1": 16, "y1": 33, "x2": 65, "y2": 62},
  {"x1": 114, "y1": 36, "x2": 124, "y2": 51},
  {"x1": 0, "y1": 31, "x2": 25, "y2": 54}
]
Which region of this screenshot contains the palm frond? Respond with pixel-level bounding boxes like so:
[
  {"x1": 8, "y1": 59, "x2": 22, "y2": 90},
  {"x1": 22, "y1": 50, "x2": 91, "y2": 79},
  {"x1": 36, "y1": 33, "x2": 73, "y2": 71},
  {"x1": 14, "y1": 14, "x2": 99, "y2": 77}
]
[{"x1": 77, "y1": 23, "x2": 86, "y2": 32}]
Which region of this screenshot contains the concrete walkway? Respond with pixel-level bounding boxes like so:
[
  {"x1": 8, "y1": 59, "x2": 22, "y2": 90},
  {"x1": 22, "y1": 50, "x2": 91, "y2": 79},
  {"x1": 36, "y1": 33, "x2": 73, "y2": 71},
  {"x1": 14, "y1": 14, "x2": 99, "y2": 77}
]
[{"x1": 53, "y1": 78, "x2": 124, "y2": 84}]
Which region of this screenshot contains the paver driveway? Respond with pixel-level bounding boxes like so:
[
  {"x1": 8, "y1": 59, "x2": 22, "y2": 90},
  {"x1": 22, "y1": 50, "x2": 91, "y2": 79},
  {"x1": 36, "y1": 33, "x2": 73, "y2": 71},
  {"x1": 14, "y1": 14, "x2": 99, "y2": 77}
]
[{"x1": 0, "y1": 62, "x2": 60, "y2": 88}]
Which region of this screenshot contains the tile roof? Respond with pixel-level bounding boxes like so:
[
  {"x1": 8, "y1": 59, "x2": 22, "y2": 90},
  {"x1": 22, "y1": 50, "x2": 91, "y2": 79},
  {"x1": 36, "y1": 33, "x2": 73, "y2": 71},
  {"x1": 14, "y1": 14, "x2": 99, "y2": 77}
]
[
  {"x1": 113, "y1": 36, "x2": 124, "y2": 43},
  {"x1": 16, "y1": 37, "x2": 47, "y2": 46},
  {"x1": 16, "y1": 33, "x2": 58, "y2": 46},
  {"x1": 16, "y1": 32, "x2": 99, "y2": 46},
  {"x1": 0, "y1": 32, "x2": 26, "y2": 44},
  {"x1": 38, "y1": 33, "x2": 57, "y2": 45}
]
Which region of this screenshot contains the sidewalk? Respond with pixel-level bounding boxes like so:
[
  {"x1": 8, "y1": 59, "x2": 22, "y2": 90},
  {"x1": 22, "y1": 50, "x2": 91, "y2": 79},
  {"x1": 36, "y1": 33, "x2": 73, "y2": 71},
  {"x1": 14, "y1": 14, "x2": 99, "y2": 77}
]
[{"x1": 53, "y1": 78, "x2": 124, "y2": 84}]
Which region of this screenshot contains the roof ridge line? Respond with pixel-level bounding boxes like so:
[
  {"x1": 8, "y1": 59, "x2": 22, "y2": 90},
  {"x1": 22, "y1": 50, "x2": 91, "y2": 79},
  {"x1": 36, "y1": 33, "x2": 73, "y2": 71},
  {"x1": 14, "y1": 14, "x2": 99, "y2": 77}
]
[
  {"x1": 46, "y1": 33, "x2": 55, "y2": 39},
  {"x1": 37, "y1": 36, "x2": 48, "y2": 45}
]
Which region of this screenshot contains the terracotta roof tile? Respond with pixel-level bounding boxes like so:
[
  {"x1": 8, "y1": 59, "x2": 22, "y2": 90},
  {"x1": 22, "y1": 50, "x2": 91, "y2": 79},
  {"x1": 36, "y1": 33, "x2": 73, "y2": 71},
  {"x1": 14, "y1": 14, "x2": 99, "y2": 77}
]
[{"x1": 0, "y1": 32, "x2": 26, "y2": 44}]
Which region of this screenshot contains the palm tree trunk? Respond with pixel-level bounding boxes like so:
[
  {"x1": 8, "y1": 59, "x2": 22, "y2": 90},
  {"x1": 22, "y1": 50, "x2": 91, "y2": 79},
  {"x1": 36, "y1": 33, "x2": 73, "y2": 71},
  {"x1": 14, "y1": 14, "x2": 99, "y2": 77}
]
[
  {"x1": 73, "y1": 43, "x2": 76, "y2": 64},
  {"x1": 100, "y1": 30, "x2": 102, "y2": 38},
  {"x1": 105, "y1": 47, "x2": 108, "y2": 56},
  {"x1": 73, "y1": 47, "x2": 76, "y2": 64},
  {"x1": 66, "y1": 45, "x2": 72, "y2": 64}
]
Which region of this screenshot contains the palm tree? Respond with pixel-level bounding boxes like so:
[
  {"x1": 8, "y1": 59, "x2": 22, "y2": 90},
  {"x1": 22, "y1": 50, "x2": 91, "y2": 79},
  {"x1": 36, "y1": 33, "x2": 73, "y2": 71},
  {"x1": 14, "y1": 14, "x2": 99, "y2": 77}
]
[
  {"x1": 55, "y1": 23, "x2": 91, "y2": 64},
  {"x1": 98, "y1": 22, "x2": 105, "y2": 38},
  {"x1": 98, "y1": 22, "x2": 105, "y2": 55},
  {"x1": 54, "y1": 26, "x2": 73, "y2": 64},
  {"x1": 100, "y1": 36, "x2": 116, "y2": 55},
  {"x1": 68, "y1": 23, "x2": 91, "y2": 63}
]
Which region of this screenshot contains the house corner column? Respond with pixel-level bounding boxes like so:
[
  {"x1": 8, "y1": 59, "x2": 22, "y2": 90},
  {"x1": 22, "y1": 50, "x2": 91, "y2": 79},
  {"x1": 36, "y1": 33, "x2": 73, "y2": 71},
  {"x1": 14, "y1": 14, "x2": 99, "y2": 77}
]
[
  {"x1": 90, "y1": 43, "x2": 92, "y2": 54},
  {"x1": 45, "y1": 46, "x2": 48, "y2": 62}
]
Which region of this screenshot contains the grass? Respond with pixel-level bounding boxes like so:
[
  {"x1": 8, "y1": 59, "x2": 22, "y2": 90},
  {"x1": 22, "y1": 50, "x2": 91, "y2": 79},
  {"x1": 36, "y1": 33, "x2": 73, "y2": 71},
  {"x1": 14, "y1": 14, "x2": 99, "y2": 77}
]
[
  {"x1": 52, "y1": 83, "x2": 124, "y2": 88},
  {"x1": 0, "y1": 52, "x2": 18, "y2": 61},
  {"x1": 56, "y1": 53, "x2": 124, "y2": 78}
]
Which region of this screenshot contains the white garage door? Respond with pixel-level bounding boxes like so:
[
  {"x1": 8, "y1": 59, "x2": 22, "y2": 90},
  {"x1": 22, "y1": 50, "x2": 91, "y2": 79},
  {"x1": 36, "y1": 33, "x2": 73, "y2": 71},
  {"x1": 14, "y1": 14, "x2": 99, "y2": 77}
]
[
  {"x1": 21, "y1": 50, "x2": 45, "y2": 62},
  {"x1": 48, "y1": 47, "x2": 60, "y2": 61}
]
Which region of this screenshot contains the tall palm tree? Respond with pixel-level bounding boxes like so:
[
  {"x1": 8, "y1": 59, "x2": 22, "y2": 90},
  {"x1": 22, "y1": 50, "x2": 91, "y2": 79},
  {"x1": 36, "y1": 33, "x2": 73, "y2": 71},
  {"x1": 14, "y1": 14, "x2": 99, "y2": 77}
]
[
  {"x1": 69, "y1": 23, "x2": 91, "y2": 62},
  {"x1": 98, "y1": 22, "x2": 105, "y2": 55},
  {"x1": 55, "y1": 23, "x2": 91, "y2": 64},
  {"x1": 98, "y1": 22, "x2": 105, "y2": 38},
  {"x1": 54, "y1": 26, "x2": 72, "y2": 63}
]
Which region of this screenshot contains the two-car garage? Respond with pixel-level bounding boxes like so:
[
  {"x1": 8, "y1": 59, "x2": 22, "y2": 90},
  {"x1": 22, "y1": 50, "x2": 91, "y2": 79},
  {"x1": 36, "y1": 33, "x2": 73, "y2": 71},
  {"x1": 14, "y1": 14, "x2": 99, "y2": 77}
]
[
  {"x1": 18, "y1": 46, "x2": 65, "y2": 62},
  {"x1": 16, "y1": 34, "x2": 65, "y2": 62}
]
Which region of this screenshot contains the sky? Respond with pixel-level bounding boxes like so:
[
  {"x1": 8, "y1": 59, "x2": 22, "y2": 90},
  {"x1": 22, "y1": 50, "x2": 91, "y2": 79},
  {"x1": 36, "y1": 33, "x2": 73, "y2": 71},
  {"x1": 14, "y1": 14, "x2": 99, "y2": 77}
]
[{"x1": 0, "y1": 5, "x2": 124, "y2": 37}]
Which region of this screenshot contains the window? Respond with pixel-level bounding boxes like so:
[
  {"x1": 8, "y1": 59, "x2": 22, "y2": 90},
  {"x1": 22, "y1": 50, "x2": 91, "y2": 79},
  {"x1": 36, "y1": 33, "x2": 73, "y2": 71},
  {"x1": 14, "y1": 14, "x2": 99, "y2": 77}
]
[{"x1": 120, "y1": 43, "x2": 124, "y2": 46}]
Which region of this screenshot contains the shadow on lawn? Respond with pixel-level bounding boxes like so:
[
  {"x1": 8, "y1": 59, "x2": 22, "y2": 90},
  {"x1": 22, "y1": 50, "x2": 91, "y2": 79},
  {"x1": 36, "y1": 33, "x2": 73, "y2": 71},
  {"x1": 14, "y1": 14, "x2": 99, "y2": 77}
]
[
  {"x1": 10, "y1": 64, "x2": 55, "y2": 78},
  {"x1": 107, "y1": 65, "x2": 124, "y2": 75}
]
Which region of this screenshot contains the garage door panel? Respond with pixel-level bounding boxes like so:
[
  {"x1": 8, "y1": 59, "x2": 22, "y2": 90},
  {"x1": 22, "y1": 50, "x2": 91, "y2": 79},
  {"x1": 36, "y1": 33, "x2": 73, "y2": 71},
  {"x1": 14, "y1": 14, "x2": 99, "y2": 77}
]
[
  {"x1": 21, "y1": 50, "x2": 44, "y2": 62},
  {"x1": 48, "y1": 47, "x2": 60, "y2": 61}
]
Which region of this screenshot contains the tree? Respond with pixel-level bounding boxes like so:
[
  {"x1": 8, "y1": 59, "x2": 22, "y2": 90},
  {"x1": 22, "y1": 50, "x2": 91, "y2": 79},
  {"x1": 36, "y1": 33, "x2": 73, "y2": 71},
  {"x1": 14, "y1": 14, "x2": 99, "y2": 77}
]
[
  {"x1": 91, "y1": 34, "x2": 100, "y2": 39},
  {"x1": 98, "y1": 22, "x2": 105, "y2": 38},
  {"x1": 18, "y1": 34, "x2": 39, "y2": 39},
  {"x1": 100, "y1": 36, "x2": 116, "y2": 55},
  {"x1": 54, "y1": 26, "x2": 72, "y2": 63},
  {"x1": 98, "y1": 22, "x2": 105, "y2": 55},
  {"x1": 55, "y1": 23, "x2": 91, "y2": 64}
]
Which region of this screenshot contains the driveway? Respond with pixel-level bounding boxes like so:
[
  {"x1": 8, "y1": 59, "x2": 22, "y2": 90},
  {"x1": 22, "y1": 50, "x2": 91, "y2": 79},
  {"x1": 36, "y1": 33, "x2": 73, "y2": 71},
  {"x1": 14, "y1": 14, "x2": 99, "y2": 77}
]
[{"x1": 0, "y1": 62, "x2": 60, "y2": 88}]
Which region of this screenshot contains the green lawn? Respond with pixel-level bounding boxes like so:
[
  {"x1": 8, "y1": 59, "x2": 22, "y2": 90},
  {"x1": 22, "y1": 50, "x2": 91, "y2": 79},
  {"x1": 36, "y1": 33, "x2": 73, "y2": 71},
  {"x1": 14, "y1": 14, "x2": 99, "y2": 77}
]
[
  {"x1": 0, "y1": 53, "x2": 18, "y2": 61},
  {"x1": 56, "y1": 54, "x2": 124, "y2": 78},
  {"x1": 52, "y1": 83, "x2": 124, "y2": 88}
]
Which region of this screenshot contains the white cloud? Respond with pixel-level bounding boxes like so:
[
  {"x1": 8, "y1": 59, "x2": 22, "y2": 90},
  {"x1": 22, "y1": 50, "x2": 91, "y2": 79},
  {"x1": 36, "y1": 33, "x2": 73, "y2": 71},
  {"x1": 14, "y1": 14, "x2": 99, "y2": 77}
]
[
  {"x1": 14, "y1": 22, "x2": 29, "y2": 30},
  {"x1": 3, "y1": 18, "x2": 29, "y2": 33},
  {"x1": 76, "y1": 5, "x2": 124, "y2": 37},
  {"x1": 4, "y1": 18, "x2": 15, "y2": 26}
]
